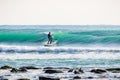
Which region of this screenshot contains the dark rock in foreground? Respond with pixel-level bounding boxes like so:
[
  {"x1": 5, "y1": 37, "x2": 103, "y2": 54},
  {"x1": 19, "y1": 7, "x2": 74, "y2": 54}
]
[
  {"x1": 56, "y1": 67, "x2": 70, "y2": 69},
  {"x1": 44, "y1": 69, "x2": 63, "y2": 74},
  {"x1": 73, "y1": 76, "x2": 81, "y2": 79},
  {"x1": 90, "y1": 69, "x2": 106, "y2": 74},
  {"x1": 19, "y1": 68, "x2": 27, "y2": 72},
  {"x1": 0, "y1": 79, "x2": 8, "y2": 80},
  {"x1": 11, "y1": 68, "x2": 27, "y2": 73},
  {"x1": 11, "y1": 68, "x2": 19, "y2": 73},
  {"x1": 39, "y1": 76, "x2": 60, "y2": 80},
  {"x1": 20, "y1": 66, "x2": 39, "y2": 70},
  {"x1": 43, "y1": 67, "x2": 54, "y2": 69},
  {"x1": 87, "y1": 76, "x2": 93, "y2": 79},
  {"x1": 17, "y1": 78, "x2": 30, "y2": 80},
  {"x1": 79, "y1": 68, "x2": 84, "y2": 73},
  {"x1": 68, "y1": 69, "x2": 74, "y2": 72},
  {"x1": 1, "y1": 65, "x2": 120, "y2": 80},
  {"x1": 106, "y1": 68, "x2": 120, "y2": 73},
  {"x1": 74, "y1": 70, "x2": 80, "y2": 74},
  {"x1": 0, "y1": 65, "x2": 12, "y2": 69}
]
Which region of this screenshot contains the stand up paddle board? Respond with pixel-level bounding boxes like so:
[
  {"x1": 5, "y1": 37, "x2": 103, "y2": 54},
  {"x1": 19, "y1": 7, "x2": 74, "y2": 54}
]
[{"x1": 44, "y1": 40, "x2": 58, "y2": 47}]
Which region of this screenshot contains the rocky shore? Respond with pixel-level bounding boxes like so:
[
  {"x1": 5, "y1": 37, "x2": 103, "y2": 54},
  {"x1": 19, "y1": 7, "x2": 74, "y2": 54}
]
[{"x1": 0, "y1": 65, "x2": 120, "y2": 80}]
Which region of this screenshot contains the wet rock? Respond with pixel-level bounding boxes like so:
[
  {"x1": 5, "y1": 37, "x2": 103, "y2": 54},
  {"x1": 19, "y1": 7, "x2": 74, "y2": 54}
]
[
  {"x1": 68, "y1": 69, "x2": 74, "y2": 72},
  {"x1": 90, "y1": 69, "x2": 106, "y2": 74},
  {"x1": 10, "y1": 68, "x2": 19, "y2": 73},
  {"x1": 43, "y1": 67, "x2": 53, "y2": 69},
  {"x1": 106, "y1": 68, "x2": 120, "y2": 71},
  {"x1": 44, "y1": 69, "x2": 63, "y2": 74},
  {"x1": 20, "y1": 66, "x2": 39, "y2": 70},
  {"x1": 73, "y1": 76, "x2": 81, "y2": 79},
  {"x1": 57, "y1": 67, "x2": 70, "y2": 69},
  {"x1": 106, "y1": 68, "x2": 120, "y2": 73},
  {"x1": 11, "y1": 68, "x2": 27, "y2": 73},
  {"x1": 0, "y1": 78, "x2": 8, "y2": 80},
  {"x1": 19, "y1": 68, "x2": 27, "y2": 72},
  {"x1": 0, "y1": 65, "x2": 12, "y2": 69},
  {"x1": 87, "y1": 76, "x2": 93, "y2": 79},
  {"x1": 0, "y1": 76, "x2": 8, "y2": 80},
  {"x1": 79, "y1": 68, "x2": 84, "y2": 73},
  {"x1": 74, "y1": 70, "x2": 80, "y2": 74},
  {"x1": 39, "y1": 76, "x2": 60, "y2": 80},
  {"x1": 17, "y1": 78, "x2": 30, "y2": 80}
]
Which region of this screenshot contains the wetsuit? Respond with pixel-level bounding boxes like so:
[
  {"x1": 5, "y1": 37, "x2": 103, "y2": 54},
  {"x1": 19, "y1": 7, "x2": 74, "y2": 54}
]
[{"x1": 48, "y1": 33, "x2": 52, "y2": 44}]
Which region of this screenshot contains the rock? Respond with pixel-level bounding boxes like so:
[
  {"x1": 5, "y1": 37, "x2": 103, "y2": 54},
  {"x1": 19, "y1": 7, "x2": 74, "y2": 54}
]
[
  {"x1": 74, "y1": 70, "x2": 80, "y2": 74},
  {"x1": 57, "y1": 67, "x2": 70, "y2": 69},
  {"x1": 10, "y1": 68, "x2": 19, "y2": 73},
  {"x1": 11, "y1": 68, "x2": 27, "y2": 73},
  {"x1": 17, "y1": 78, "x2": 30, "y2": 80},
  {"x1": 20, "y1": 66, "x2": 39, "y2": 70},
  {"x1": 90, "y1": 69, "x2": 106, "y2": 74},
  {"x1": 0, "y1": 65, "x2": 12, "y2": 69},
  {"x1": 39, "y1": 76, "x2": 60, "y2": 80},
  {"x1": 79, "y1": 68, "x2": 84, "y2": 73},
  {"x1": 19, "y1": 68, "x2": 27, "y2": 72},
  {"x1": 0, "y1": 76, "x2": 8, "y2": 80},
  {"x1": 73, "y1": 76, "x2": 81, "y2": 79},
  {"x1": 106, "y1": 68, "x2": 120, "y2": 71},
  {"x1": 44, "y1": 69, "x2": 63, "y2": 74},
  {"x1": 68, "y1": 69, "x2": 73, "y2": 72},
  {"x1": 43, "y1": 67, "x2": 53, "y2": 69},
  {"x1": 87, "y1": 77, "x2": 93, "y2": 79},
  {"x1": 106, "y1": 68, "x2": 120, "y2": 73}
]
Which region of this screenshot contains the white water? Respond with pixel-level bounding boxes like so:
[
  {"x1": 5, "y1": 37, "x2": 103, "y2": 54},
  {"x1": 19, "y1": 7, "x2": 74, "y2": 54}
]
[
  {"x1": 0, "y1": 44, "x2": 120, "y2": 60},
  {"x1": 0, "y1": 52, "x2": 120, "y2": 60}
]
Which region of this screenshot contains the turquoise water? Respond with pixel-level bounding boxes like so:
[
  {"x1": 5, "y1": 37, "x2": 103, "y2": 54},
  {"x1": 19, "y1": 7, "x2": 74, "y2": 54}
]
[
  {"x1": 0, "y1": 25, "x2": 120, "y2": 68},
  {"x1": 0, "y1": 25, "x2": 120, "y2": 46}
]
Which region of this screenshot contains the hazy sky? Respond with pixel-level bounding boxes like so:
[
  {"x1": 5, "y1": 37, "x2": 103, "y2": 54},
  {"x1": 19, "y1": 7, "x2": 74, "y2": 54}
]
[{"x1": 0, "y1": 0, "x2": 120, "y2": 25}]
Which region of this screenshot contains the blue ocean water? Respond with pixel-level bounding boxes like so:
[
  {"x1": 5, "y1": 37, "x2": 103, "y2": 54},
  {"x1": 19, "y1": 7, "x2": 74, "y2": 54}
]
[{"x1": 0, "y1": 25, "x2": 120, "y2": 68}]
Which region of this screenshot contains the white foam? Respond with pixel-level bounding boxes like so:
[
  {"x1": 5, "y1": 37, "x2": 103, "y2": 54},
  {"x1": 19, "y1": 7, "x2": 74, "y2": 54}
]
[
  {"x1": 0, "y1": 44, "x2": 120, "y2": 50},
  {"x1": 0, "y1": 52, "x2": 120, "y2": 60},
  {"x1": 0, "y1": 44, "x2": 120, "y2": 60}
]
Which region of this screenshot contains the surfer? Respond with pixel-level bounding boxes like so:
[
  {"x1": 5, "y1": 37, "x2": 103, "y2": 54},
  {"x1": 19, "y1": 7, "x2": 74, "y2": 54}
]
[{"x1": 47, "y1": 32, "x2": 52, "y2": 44}]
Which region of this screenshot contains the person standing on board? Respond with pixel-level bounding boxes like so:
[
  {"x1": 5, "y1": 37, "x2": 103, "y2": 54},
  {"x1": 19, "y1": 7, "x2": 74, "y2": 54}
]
[{"x1": 47, "y1": 32, "x2": 52, "y2": 44}]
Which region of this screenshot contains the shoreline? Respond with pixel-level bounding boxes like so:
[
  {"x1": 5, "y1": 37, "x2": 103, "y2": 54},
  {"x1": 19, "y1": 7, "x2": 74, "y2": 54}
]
[{"x1": 0, "y1": 65, "x2": 120, "y2": 80}]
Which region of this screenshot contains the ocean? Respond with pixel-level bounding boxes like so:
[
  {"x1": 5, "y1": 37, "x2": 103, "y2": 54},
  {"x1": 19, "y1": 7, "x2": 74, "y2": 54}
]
[{"x1": 0, "y1": 25, "x2": 120, "y2": 68}]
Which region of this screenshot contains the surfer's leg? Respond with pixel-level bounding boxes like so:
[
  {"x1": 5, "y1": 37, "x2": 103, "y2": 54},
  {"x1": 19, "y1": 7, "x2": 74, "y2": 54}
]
[
  {"x1": 47, "y1": 39, "x2": 50, "y2": 44},
  {"x1": 50, "y1": 38, "x2": 52, "y2": 44}
]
